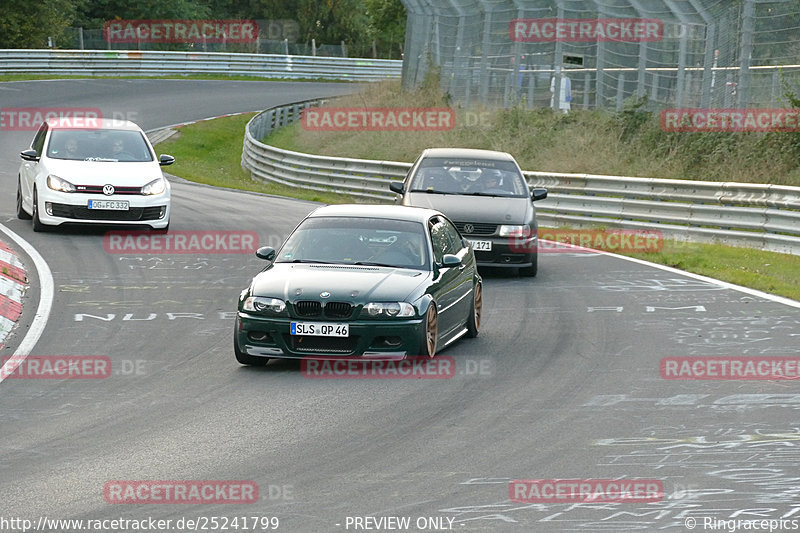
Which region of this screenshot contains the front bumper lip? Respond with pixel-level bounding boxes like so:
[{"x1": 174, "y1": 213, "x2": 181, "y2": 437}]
[
  {"x1": 36, "y1": 189, "x2": 170, "y2": 228},
  {"x1": 469, "y1": 235, "x2": 536, "y2": 267},
  {"x1": 237, "y1": 312, "x2": 425, "y2": 359}
]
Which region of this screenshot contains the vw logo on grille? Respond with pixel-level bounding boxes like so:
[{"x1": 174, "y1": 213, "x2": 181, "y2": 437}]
[
  {"x1": 463, "y1": 224, "x2": 474, "y2": 234},
  {"x1": 320, "y1": 291, "x2": 331, "y2": 299},
  {"x1": 102, "y1": 184, "x2": 115, "y2": 196}
]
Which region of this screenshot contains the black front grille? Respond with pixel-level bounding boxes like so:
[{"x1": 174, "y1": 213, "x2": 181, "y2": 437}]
[
  {"x1": 50, "y1": 203, "x2": 164, "y2": 221},
  {"x1": 293, "y1": 301, "x2": 354, "y2": 319},
  {"x1": 454, "y1": 222, "x2": 498, "y2": 236},
  {"x1": 295, "y1": 301, "x2": 322, "y2": 317},
  {"x1": 288, "y1": 335, "x2": 359, "y2": 354},
  {"x1": 324, "y1": 302, "x2": 354, "y2": 319},
  {"x1": 74, "y1": 185, "x2": 142, "y2": 195}
]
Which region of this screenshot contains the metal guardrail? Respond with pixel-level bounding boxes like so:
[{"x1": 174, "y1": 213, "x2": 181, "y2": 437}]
[
  {"x1": 0, "y1": 49, "x2": 402, "y2": 81},
  {"x1": 242, "y1": 101, "x2": 800, "y2": 256}
]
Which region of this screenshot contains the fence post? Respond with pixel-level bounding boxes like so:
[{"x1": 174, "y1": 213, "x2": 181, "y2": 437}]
[{"x1": 738, "y1": 0, "x2": 756, "y2": 108}]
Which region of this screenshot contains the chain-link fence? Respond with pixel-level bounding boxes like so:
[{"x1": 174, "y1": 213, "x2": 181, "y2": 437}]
[
  {"x1": 56, "y1": 21, "x2": 355, "y2": 58},
  {"x1": 400, "y1": 0, "x2": 800, "y2": 110}
]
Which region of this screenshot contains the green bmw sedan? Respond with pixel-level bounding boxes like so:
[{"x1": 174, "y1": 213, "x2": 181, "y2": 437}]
[{"x1": 234, "y1": 204, "x2": 482, "y2": 365}]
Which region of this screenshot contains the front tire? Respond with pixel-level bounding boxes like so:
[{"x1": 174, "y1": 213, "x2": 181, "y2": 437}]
[
  {"x1": 234, "y1": 321, "x2": 268, "y2": 366},
  {"x1": 466, "y1": 281, "x2": 482, "y2": 338},
  {"x1": 419, "y1": 304, "x2": 438, "y2": 358},
  {"x1": 519, "y1": 252, "x2": 538, "y2": 277},
  {"x1": 31, "y1": 187, "x2": 47, "y2": 232},
  {"x1": 16, "y1": 178, "x2": 31, "y2": 220}
]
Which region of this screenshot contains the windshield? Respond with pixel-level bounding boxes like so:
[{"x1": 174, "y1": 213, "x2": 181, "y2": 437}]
[
  {"x1": 276, "y1": 217, "x2": 429, "y2": 270},
  {"x1": 47, "y1": 129, "x2": 154, "y2": 162},
  {"x1": 409, "y1": 156, "x2": 529, "y2": 197}
]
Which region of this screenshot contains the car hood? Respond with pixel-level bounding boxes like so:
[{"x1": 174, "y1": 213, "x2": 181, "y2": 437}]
[
  {"x1": 45, "y1": 159, "x2": 163, "y2": 186},
  {"x1": 405, "y1": 193, "x2": 530, "y2": 224},
  {"x1": 251, "y1": 263, "x2": 430, "y2": 303}
]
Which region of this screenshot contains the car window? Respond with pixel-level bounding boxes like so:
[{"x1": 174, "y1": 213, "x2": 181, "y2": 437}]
[
  {"x1": 429, "y1": 218, "x2": 460, "y2": 263},
  {"x1": 276, "y1": 217, "x2": 429, "y2": 270},
  {"x1": 409, "y1": 156, "x2": 528, "y2": 197},
  {"x1": 47, "y1": 129, "x2": 154, "y2": 162},
  {"x1": 31, "y1": 123, "x2": 48, "y2": 156},
  {"x1": 442, "y1": 219, "x2": 465, "y2": 253}
]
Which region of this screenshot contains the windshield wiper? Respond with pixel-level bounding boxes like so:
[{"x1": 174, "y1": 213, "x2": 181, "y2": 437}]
[
  {"x1": 409, "y1": 189, "x2": 450, "y2": 194},
  {"x1": 353, "y1": 261, "x2": 397, "y2": 267}
]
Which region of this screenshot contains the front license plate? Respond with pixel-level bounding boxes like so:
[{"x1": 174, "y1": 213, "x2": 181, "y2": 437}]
[
  {"x1": 469, "y1": 240, "x2": 492, "y2": 251},
  {"x1": 88, "y1": 200, "x2": 129, "y2": 211},
  {"x1": 291, "y1": 322, "x2": 349, "y2": 337}
]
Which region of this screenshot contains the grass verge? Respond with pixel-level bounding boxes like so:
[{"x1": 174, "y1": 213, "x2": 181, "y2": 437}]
[
  {"x1": 158, "y1": 98, "x2": 800, "y2": 303},
  {"x1": 624, "y1": 240, "x2": 800, "y2": 302},
  {"x1": 0, "y1": 74, "x2": 354, "y2": 83},
  {"x1": 155, "y1": 113, "x2": 357, "y2": 204}
]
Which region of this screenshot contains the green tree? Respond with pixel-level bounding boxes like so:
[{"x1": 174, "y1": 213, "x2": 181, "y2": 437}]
[
  {"x1": 76, "y1": 0, "x2": 210, "y2": 28},
  {"x1": 0, "y1": 0, "x2": 79, "y2": 48},
  {"x1": 365, "y1": 0, "x2": 405, "y2": 58}
]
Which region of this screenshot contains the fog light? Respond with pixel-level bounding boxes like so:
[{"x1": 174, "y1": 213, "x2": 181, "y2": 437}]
[
  {"x1": 159, "y1": 206, "x2": 166, "y2": 219},
  {"x1": 45, "y1": 202, "x2": 53, "y2": 216}
]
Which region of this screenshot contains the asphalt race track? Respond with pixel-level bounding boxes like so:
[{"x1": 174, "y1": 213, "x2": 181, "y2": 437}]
[{"x1": 2, "y1": 79, "x2": 800, "y2": 533}]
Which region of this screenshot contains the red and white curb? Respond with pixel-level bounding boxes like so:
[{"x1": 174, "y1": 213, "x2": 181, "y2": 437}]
[{"x1": 0, "y1": 241, "x2": 27, "y2": 348}]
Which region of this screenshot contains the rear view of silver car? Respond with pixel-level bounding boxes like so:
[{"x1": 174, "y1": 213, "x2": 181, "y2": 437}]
[{"x1": 390, "y1": 148, "x2": 547, "y2": 276}]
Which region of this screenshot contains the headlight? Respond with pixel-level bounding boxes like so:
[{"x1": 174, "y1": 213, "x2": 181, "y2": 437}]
[
  {"x1": 141, "y1": 177, "x2": 166, "y2": 195},
  {"x1": 243, "y1": 296, "x2": 286, "y2": 314},
  {"x1": 46, "y1": 175, "x2": 76, "y2": 193},
  {"x1": 498, "y1": 225, "x2": 530, "y2": 237},
  {"x1": 363, "y1": 302, "x2": 415, "y2": 318}
]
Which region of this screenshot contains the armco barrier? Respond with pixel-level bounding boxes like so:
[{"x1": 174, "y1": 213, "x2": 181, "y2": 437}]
[
  {"x1": 241, "y1": 101, "x2": 800, "y2": 256},
  {"x1": 0, "y1": 49, "x2": 401, "y2": 81}
]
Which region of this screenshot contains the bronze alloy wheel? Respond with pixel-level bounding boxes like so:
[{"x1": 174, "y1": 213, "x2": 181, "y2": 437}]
[
  {"x1": 425, "y1": 305, "x2": 438, "y2": 357},
  {"x1": 467, "y1": 282, "x2": 482, "y2": 337}
]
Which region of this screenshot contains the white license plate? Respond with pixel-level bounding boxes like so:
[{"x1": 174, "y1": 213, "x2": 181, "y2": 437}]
[
  {"x1": 469, "y1": 240, "x2": 492, "y2": 251},
  {"x1": 291, "y1": 322, "x2": 349, "y2": 337},
  {"x1": 88, "y1": 200, "x2": 129, "y2": 211}
]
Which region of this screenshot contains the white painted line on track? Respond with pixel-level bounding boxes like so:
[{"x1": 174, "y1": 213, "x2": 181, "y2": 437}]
[
  {"x1": 0, "y1": 223, "x2": 54, "y2": 384},
  {"x1": 540, "y1": 239, "x2": 800, "y2": 309}
]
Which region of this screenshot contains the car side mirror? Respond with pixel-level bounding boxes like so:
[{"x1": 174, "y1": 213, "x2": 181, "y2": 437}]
[
  {"x1": 20, "y1": 149, "x2": 39, "y2": 162},
  {"x1": 531, "y1": 188, "x2": 548, "y2": 202},
  {"x1": 389, "y1": 181, "x2": 404, "y2": 194},
  {"x1": 159, "y1": 154, "x2": 175, "y2": 166},
  {"x1": 255, "y1": 246, "x2": 276, "y2": 262},
  {"x1": 441, "y1": 254, "x2": 462, "y2": 267}
]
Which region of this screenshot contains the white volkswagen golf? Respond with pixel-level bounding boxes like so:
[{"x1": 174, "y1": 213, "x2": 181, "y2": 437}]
[{"x1": 16, "y1": 117, "x2": 174, "y2": 232}]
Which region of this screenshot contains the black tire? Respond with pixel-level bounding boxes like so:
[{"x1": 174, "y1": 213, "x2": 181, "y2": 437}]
[
  {"x1": 234, "y1": 321, "x2": 268, "y2": 366},
  {"x1": 419, "y1": 304, "x2": 439, "y2": 358},
  {"x1": 16, "y1": 178, "x2": 32, "y2": 220},
  {"x1": 519, "y1": 252, "x2": 538, "y2": 277},
  {"x1": 466, "y1": 281, "x2": 482, "y2": 338},
  {"x1": 31, "y1": 187, "x2": 47, "y2": 232}
]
